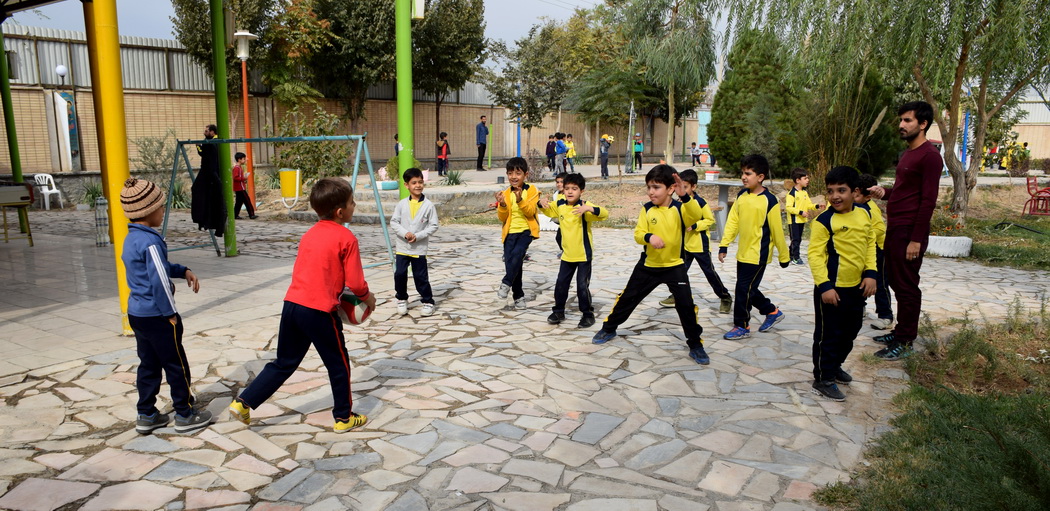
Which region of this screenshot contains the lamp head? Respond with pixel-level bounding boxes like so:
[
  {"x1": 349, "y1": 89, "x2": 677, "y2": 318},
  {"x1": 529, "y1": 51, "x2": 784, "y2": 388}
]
[
  {"x1": 233, "y1": 31, "x2": 259, "y2": 60},
  {"x1": 55, "y1": 64, "x2": 68, "y2": 78}
]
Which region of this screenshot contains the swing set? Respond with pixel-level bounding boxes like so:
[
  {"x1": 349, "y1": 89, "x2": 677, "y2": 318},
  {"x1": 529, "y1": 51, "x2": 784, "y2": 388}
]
[{"x1": 160, "y1": 134, "x2": 396, "y2": 269}]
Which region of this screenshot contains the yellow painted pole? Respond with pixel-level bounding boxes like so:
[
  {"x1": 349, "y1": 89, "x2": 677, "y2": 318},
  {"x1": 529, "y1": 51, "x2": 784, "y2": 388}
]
[
  {"x1": 86, "y1": 0, "x2": 133, "y2": 335},
  {"x1": 83, "y1": 1, "x2": 113, "y2": 241}
]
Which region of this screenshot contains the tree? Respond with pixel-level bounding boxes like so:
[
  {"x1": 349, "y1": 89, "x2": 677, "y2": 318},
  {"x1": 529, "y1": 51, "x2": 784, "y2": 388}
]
[
  {"x1": 882, "y1": 0, "x2": 1050, "y2": 218},
  {"x1": 171, "y1": 0, "x2": 276, "y2": 97},
  {"x1": 311, "y1": 0, "x2": 396, "y2": 131},
  {"x1": 623, "y1": 0, "x2": 718, "y2": 163},
  {"x1": 708, "y1": 28, "x2": 803, "y2": 177},
  {"x1": 479, "y1": 22, "x2": 573, "y2": 154},
  {"x1": 412, "y1": 0, "x2": 487, "y2": 140},
  {"x1": 261, "y1": 0, "x2": 332, "y2": 106},
  {"x1": 729, "y1": 0, "x2": 1050, "y2": 219}
]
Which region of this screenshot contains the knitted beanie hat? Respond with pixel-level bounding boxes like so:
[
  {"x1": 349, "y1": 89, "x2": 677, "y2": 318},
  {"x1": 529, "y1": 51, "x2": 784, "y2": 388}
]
[{"x1": 120, "y1": 178, "x2": 164, "y2": 220}]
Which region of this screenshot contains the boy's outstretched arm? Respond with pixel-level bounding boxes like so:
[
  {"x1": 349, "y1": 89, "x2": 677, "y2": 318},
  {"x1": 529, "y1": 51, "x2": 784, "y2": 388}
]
[{"x1": 342, "y1": 237, "x2": 371, "y2": 309}]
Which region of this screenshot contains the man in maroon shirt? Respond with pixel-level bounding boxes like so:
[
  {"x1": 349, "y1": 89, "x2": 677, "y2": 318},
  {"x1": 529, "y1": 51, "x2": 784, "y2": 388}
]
[{"x1": 867, "y1": 101, "x2": 943, "y2": 360}]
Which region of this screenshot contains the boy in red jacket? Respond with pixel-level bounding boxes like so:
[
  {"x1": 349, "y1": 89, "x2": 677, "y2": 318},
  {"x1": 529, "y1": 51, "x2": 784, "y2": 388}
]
[{"x1": 229, "y1": 178, "x2": 375, "y2": 432}]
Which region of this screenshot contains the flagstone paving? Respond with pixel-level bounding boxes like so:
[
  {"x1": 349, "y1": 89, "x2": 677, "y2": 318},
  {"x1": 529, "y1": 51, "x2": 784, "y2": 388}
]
[{"x1": 0, "y1": 211, "x2": 1047, "y2": 510}]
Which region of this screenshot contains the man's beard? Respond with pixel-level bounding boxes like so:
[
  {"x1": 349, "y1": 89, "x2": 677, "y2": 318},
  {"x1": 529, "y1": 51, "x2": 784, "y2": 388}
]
[{"x1": 900, "y1": 129, "x2": 919, "y2": 142}]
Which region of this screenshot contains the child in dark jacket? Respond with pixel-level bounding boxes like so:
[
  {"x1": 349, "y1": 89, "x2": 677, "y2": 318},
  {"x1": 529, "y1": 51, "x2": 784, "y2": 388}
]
[{"x1": 121, "y1": 178, "x2": 212, "y2": 435}]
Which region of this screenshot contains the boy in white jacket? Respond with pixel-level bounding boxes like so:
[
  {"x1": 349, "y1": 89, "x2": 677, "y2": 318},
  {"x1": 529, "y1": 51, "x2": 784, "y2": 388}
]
[{"x1": 391, "y1": 168, "x2": 440, "y2": 316}]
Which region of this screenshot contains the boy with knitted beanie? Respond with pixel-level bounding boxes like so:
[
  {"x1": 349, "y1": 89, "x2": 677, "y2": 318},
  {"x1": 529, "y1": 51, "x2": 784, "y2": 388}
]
[{"x1": 121, "y1": 178, "x2": 213, "y2": 434}]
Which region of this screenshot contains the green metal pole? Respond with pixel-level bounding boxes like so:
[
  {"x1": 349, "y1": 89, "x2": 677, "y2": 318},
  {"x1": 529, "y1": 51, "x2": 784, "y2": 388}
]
[
  {"x1": 210, "y1": 0, "x2": 237, "y2": 256},
  {"x1": 0, "y1": 28, "x2": 28, "y2": 232},
  {"x1": 395, "y1": 0, "x2": 413, "y2": 200}
]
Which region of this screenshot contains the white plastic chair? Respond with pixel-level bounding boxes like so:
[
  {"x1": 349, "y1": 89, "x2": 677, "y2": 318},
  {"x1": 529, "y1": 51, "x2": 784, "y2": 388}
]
[{"x1": 34, "y1": 173, "x2": 64, "y2": 210}]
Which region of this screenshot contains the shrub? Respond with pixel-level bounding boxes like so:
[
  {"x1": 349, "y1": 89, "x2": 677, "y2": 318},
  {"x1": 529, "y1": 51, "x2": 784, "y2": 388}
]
[
  {"x1": 442, "y1": 169, "x2": 464, "y2": 186},
  {"x1": 131, "y1": 128, "x2": 178, "y2": 172},
  {"x1": 384, "y1": 156, "x2": 424, "y2": 182},
  {"x1": 82, "y1": 179, "x2": 104, "y2": 206},
  {"x1": 273, "y1": 104, "x2": 352, "y2": 181}
]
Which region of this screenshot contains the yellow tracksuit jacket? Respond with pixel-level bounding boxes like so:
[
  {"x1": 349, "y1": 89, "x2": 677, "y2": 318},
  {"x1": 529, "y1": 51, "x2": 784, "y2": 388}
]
[
  {"x1": 855, "y1": 200, "x2": 886, "y2": 250},
  {"x1": 785, "y1": 187, "x2": 818, "y2": 225},
  {"x1": 808, "y1": 206, "x2": 878, "y2": 293},
  {"x1": 684, "y1": 193, "x2": 717, "y2": 254},
  {"x1": 541, "y1": 198, "x2": 608, "y2": 262},
  {"x1": 718, "y1": 188, "x2": 790, "y2": 265},
  {"x1": 634, "y1": 195, "x2": 702, "y2": 268}
]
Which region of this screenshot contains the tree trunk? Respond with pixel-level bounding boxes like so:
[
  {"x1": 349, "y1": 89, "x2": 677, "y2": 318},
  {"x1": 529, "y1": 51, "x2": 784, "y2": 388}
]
[
  {"x1": 665, "y1": 83, "x2": 675, "y2": 164},
  {"x1": 593, "y1": 119, "x2": 600, "y2": 165},
  {"x1": 556, "y1": 107, "x2": 562, "y2": 132}
]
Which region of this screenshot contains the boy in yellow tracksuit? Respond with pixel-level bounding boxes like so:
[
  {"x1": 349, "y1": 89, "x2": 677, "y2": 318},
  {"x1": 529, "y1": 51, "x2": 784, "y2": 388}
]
[
  {"x1": 659, "y1": 169, "x2": 733, "y2": 314},
  {"x1": 809, "y1": 166, "x2": 877, "y2": 401},
  {"x1": 592, "y1": 165, "x2": 711, "y2": 365},
  {"x1": 540, "y1": 173, "x2": 608, "y2": 328},
  {"x1": 785, "y1": 167, "x2": 821, "y2": 265},
  {"x1": 719, "y1": 154, "x2": 791, "y2": 340},
  {"x1": 855, "y1": 173, "x2": 894, "y2": 331},
  {"x1": 495, "y1": 157, "x2": 541, "y2": 308}
]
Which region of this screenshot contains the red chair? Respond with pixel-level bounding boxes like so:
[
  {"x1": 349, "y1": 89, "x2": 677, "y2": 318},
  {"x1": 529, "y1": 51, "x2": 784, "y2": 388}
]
[{"x1": 1023, "y1": 177, "x2": 1050, "y2": 216}]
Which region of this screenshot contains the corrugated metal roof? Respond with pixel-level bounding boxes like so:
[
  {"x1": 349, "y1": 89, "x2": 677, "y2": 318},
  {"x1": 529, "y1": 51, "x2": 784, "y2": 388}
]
[
  {"x1": 1018, "y1": 101, "x2": 1050, "y2": 124},
  {"x1": 2, "y1": 22, "x2": 186, "y2": 49}
]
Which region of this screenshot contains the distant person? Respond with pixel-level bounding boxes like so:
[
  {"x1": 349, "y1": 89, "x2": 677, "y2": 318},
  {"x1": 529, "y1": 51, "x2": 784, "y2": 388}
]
[
  {"x1": 632, "y1": 133, "x2": 643, "y2": 173},
  {"x1": 554, "y1": 132, "x2": 568, "y2": 174},
  {"x1": 566, "y1": 134, "x2": 577, "y2": 173},
  {"x1": 436, "y1": 132, "x2": 451, "y2": 177},
  {"x1": 232, "y1": 152, "x2": 257, "y2": 220},
  {"x1": 394, "y1": 134, "x2": 402, "y2": 156},
  {"x1": 476, "y1": 115, "x2": 489, "y2": 171},
  {"x1": 120, "y1": 178, "x2": 212, "y2": 435},
  {"x1": 599, "y1": 134, "x2": 612, "y2": 179},
  {"x1": 866, "y1": 101, "x2": 944, "y2": 361},
  {"x1": 546, "y1": 134, "x2": 557, "y2": 173},
  {"x1": 230, "y1": 178, "x2": 375, "y2": 433},
  {"x1": 784, "y1": 167, "x2": 819, "y2": 264},
  {"x1": 691, "y1": 142, "x2": 702, "y2": 166},
  {"x1": 192, "y1": 124, "x2": 225, "y2": 236}
]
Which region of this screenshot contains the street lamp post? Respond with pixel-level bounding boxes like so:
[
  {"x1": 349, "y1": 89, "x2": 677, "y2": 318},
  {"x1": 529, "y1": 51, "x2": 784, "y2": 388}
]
[{"x1": 233, "y1": 31, "x2": 259, "y2": 208}]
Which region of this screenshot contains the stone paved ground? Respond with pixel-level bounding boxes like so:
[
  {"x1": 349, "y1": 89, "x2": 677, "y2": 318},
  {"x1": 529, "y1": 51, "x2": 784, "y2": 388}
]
[{"x1": 1, "y1": 211, "x2": 1047, "y2": 511}]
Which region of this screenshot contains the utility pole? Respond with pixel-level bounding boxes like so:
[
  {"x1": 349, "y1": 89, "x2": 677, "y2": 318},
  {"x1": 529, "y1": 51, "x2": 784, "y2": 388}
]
[
  {"x1": 210, "y1": 0, "x2": 237, "y2": 255},
  {"x1": 395, "y1": 0, "x2": 415, "y2": 200}
]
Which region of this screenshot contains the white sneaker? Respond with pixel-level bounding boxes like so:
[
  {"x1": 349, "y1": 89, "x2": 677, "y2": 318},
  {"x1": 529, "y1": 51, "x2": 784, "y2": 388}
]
[
  {"x1": 396, "y1": 300, "x2": 408, "y2": 315},
  {"x1": 421, "y1": 303, "x2": 435, "y2": 316},
  {"x1": 497, "y1": 283, "x2": 511, "y2": 299},
  {"x1": 514, "y1": 297, "x2": 527, "y2": 309},
  {"x1": 870, "y1": 318, "x2": 895, "y2": 330}
]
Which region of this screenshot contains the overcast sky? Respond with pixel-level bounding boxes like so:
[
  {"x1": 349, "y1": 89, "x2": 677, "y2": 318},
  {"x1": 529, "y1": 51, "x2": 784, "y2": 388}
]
[{"x1": 7, "y1": 0, "x2": 597, "y2": 45}]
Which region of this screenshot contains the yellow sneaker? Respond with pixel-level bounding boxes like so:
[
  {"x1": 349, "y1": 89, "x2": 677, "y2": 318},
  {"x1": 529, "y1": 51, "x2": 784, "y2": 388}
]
[
  {"x1": 334, "y1": 413, "x2": 368, "y2": 433},
  {"x1": 228, "y1": 399, "x2": 251, "y2": 425}
]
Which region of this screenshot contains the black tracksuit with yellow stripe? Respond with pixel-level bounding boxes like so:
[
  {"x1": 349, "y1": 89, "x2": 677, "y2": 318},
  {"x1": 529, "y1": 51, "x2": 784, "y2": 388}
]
[
  {"x1": 718, "y1": 188, "x2": 790, "y2": 329},
  {"x1": 599, "y1": 194, "x2": 705, "y2": 349},
  {"x1": 809, "y1": 205, "x2": 877, "y2": 382}
]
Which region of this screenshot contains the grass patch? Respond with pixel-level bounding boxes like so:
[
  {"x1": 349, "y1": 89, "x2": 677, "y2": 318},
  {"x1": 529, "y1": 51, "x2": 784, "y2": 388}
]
[
  {"x1": 449, "y1": 212, "x2": 501, "y2": 226},
  {"x1": 814, "y1": 298, "x2": 1050, "y2": 511}
]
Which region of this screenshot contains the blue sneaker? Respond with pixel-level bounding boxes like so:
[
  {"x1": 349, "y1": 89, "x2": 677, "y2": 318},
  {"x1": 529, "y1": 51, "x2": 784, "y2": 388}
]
[
  {"x1": 758, "y1": 309, "x2": 785, "y2": 332},
  {"x1": 689, "y1": 346, "x2": 710, "y2": 365},
  {"x1": 723, "y1": 326, "x2": 751, "y2": 340},
  {"x1": 592, "y1": 329, "x2": 616, "y2": 344}
]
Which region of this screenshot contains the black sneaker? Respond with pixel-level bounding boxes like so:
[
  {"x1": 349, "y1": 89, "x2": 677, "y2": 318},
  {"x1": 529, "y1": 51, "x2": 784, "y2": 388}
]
[
  {"x1": 873, "y1": 332, "x2": 895, "y2": 345},
  {"x1": 835, "y1": 369, "x2": 853, "y2": 385},
  {"x1": 135, "y1": 412, "x2": 170, "y2": 434},
  {"x1": 578, "y1": 315, "x2": 595, "y2": 328},
  {"x1": 812, "y1": 381, "x2": 846, "y2": 401},
  {"x1": 689, "y1": 346, "x2": 710, "y2": 365},
  {"x1": 174, "y1": 409, "x2": 214, "y2": 433},
  {"x1": 875, "y1": 342, "x2": 913, "y2": 361},
  {"x1": 547, "y1": 312, "x2": 565, "y2": 324}
]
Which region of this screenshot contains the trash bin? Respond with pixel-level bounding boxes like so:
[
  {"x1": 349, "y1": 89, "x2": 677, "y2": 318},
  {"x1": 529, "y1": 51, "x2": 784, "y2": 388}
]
[{"x1": 279, "y1": 168, "x2": 301, "y2": 208}]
